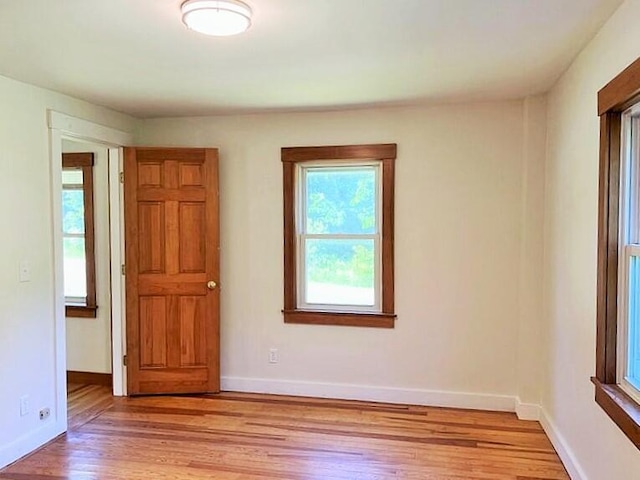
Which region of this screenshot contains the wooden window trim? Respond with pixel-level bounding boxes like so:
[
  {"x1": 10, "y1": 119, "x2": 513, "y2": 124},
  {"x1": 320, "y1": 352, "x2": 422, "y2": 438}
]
[
  {"x1": 282, "y1": 143, "x2": 396, "y2": 328},
  {"x1": 595, "y1": 57, "x2": 640, "y2": 449},
  {"x1": 63, "y1": 153, "x2": 97, "y2": 319}
]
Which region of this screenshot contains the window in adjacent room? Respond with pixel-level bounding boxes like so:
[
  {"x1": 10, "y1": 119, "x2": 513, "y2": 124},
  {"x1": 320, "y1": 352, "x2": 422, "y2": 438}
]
[
  {"x1": 282, "y1": 144, "x2": 396, "y2": 328},
  {"x1": 62, "y1": 153, "x2": 97, "y2": 318},
  {"x1": 594, "y1": 56, "x2": 640, "y2": 450}
]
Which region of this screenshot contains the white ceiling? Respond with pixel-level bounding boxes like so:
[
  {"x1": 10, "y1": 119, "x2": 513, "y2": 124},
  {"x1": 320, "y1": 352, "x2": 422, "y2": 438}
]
[{"x1": 0, "y1": 0, "x2": 624, "y2": 118}]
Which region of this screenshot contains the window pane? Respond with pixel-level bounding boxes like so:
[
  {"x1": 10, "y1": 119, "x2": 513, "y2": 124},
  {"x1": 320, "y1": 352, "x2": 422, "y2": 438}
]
[
  {"x1": 628, "y1": 256, "x2": 640, "y2": 390},
  {"x1": 305, "y1": 239, "x2": 375, "y2": 306},
  {"x1": 305, "y1": 167, "x2": 376, "y2": 234},
  {"x1": 62, "y1": 189, "x2": 85, "y2": 234},
  {"x1": 64, "y1": 237, "x2": 87, "y2": 299}
]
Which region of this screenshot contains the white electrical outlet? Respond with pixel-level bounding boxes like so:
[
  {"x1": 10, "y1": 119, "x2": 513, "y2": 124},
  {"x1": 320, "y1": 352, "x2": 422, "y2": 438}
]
[
  {"x1": 269, "y1": 348, "x2": 279, "y2": 364},
  {"x1": 39, "y1": 408, "x2": 50, "y2": 421},
  {"x1": 20, "y1": 395, "x2": 29, "y2": 416}
]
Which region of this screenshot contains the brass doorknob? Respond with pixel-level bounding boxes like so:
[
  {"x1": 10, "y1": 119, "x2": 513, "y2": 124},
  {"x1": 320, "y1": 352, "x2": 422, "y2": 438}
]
[{"x1": 207, "y1": 280, "x2": 217, "y2": 290}]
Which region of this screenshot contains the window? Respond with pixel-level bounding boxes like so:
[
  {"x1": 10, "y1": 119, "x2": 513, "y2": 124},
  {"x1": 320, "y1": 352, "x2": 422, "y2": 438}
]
[
  {"x1": 594, "y1": 56, "x2": 640, "y2": 449},
  {"x1": 62, "y1": 153, "x2": 97, "y2": 318},
  {"x1": 619, "y1": 108, "x2": 640, "y2": 405},
  {"x1": 282, "y1": 144, "x2": 396, "y2": 328}
]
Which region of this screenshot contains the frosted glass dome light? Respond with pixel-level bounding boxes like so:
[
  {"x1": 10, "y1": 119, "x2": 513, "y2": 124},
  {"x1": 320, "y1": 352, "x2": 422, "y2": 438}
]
[{"x1": 181, "y1": 0, "x2": 252, "y2": 37}]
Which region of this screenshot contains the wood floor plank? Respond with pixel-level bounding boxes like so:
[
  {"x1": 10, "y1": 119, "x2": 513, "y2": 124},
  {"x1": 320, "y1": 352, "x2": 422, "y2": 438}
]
[
  {"x1": 0, "y1": 390, "x2": 570, "y2": 479},
  {"x1": 67, "y1": 383, "x2": 114, "y2": 430}
]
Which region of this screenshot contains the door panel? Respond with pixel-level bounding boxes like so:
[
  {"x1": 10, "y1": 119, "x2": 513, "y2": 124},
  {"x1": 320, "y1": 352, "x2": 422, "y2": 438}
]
[
  {"x1": 139, "y1": 296, "x2": 167, "y2": 368},
  {"x1": 179, "y1": 296, "x2": 207, "y2": 366},
  {"x1": 179, "y1": 203, "x2": 206, "y2": 272},
  {"x1": 138, "y1": 202, "x2": 165, "y2": 273},
  {"x1": 125, "y1": 147, "x2": 220, "y2": 395},
  {"x1": 137, "y1": 162, "x2": 163, "y2": 187}
]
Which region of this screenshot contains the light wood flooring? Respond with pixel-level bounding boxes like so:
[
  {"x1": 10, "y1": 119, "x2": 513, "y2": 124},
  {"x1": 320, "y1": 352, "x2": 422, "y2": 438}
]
[
  {"x1": 67, "y1": 383, "x2": 114, "y2": 430},
  {"x1": 1, "y1": 386, "x2": 569, "y2": 479}
]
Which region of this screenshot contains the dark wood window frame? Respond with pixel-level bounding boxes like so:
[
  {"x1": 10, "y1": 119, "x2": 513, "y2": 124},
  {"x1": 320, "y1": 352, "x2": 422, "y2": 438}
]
[
  {"x1": 594, "y1": 57, "x2": 640, "y2": 449},
  {"x1": 62, "y1": 153, "x2": 97, "y2": 318},
  {"x1": 282, "y1": 143, "x2": 396, "y2": 329}
]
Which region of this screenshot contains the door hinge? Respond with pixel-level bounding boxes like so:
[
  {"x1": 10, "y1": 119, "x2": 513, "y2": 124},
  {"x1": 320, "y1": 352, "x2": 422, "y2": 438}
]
[
  {"x1": 123, "y1": 355, "x2": 128, "y2": 366},
  {"x1": 121, "y1": 264, "x2": 125, "y2": 275},
  {"x1": 119, "y1": 171, "x2": 124, "y2": 183}
]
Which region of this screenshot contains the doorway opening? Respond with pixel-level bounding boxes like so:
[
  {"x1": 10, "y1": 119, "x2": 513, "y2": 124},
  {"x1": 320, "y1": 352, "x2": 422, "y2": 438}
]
[
  {"x1": 61, "y1": 139, "x2": 114, "y2": 429},
  {"x1": 49, "y1": 111, "x2": 132, "y2": 435}
]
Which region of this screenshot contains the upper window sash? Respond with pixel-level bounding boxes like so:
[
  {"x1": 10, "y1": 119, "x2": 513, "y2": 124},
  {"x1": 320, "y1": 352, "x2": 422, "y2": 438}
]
[
  {"x1": 620, "y1": 111, "x2": 640, "y2": 245},
  {"x1": 296, "y1": 161, "x2": 382, "y2": 236}
]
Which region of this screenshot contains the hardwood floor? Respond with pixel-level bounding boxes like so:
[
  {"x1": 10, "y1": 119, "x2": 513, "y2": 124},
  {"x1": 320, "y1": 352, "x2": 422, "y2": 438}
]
[
  {"x1": 67, "y1": 383, "x2": 114, "y2": 430},
  {"x1": 1, "y1": 389, "x2": 569, "y2": 479}
]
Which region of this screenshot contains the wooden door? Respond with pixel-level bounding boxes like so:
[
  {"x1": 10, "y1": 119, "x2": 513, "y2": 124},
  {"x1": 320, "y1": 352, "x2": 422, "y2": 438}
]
[{"x1": 124, "y1": 147, "x2": 220, "y2": 395}]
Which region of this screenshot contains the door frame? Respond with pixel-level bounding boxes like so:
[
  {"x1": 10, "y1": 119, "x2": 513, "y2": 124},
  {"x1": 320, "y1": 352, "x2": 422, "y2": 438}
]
[{"x1": 48, "y1": 111, "x2": 133, "y2": 433}]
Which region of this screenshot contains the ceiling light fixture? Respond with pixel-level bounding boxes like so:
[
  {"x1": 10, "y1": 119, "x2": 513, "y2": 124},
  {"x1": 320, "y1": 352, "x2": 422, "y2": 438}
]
[{"x1": 181, "y1": 0, "x2": 252, "y2": 37}]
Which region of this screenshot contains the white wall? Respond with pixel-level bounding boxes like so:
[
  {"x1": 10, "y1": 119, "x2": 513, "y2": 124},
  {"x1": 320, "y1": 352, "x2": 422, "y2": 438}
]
[
  {"x1": 62, "y1": 139, "x2": 112, "y2": 374},
  {"x1": 0, "y1": 74, "x2": 134, "y2": 468},
  {"x1": 136, "y1": 101, "x2": 539, "y2": 409},
  {"x1": 543, "y1": 0, "x2": 640, "y2": 477}
]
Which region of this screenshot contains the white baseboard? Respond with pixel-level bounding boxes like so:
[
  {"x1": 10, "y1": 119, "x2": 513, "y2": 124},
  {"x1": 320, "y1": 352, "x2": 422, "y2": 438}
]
[
  {"x1": 0, "y1": 421, "x2": 64, "y2": 470},
  {"x1": 539, "y1": 409, "x2": 587, "y2": 480},
  {"x1": 4, "y1": 380, "x2": 579, "y2": 479},
  {"x1": 222, "y1": 378, "x2": 587, "y2": 477},
  {"x1": 515, "y1": 398, "x2": 541, "y2": 420},
  {"x1": 221, "y1": 376, "x2": 516, "y2": 412}
]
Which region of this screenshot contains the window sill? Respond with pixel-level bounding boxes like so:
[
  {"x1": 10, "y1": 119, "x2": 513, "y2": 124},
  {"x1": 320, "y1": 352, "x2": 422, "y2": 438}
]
[
  {"x1": 283, "y1": 310, "x2": 395, "y2": 328},
  {"x1": 66, "y1": 305, "x2": 97, "y2": 318},
  {"x1": 592, "y1": 377, "x2": 640, "y2": 449}
]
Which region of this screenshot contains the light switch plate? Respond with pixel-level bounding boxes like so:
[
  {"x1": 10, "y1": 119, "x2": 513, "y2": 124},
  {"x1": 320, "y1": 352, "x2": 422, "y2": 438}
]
[
  {"x1": 20, "y1": 395, "x2": 29, "y2": 416},
  {"x1": 19, "y1": 260, "x2": 31, "y2": 282}
]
